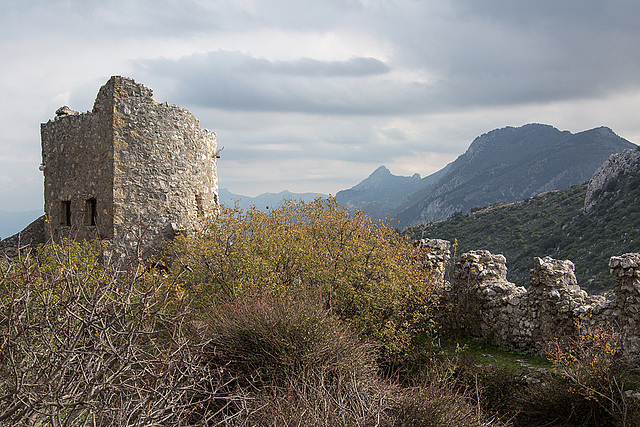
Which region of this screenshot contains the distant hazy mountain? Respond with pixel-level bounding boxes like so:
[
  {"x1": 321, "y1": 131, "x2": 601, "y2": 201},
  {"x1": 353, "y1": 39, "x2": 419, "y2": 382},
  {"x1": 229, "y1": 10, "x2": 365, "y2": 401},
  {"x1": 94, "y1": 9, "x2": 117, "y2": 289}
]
[
  {"x1": 395, "y1": 124, "x2": 636, "y2": 229},
  {"x1": 336, "y1": 164, "x2": 450, "y2": 223},
  {"x1": 0, "y1": 209, "x2": 43, "y2": 240},
  {"x1": 219, "y1": 188, "x2": 328, "y2": 210}
]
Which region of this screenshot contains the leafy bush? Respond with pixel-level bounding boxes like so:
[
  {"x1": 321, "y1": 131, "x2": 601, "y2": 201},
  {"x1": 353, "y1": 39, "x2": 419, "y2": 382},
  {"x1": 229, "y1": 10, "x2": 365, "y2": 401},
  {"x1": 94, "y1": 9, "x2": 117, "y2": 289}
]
[
  {"x1": 0, "y1": 237, "x2": 507, "y2": 426},
  {"x1": 168, "y1": 197, "x2": 442, "y2": 360},
  {"x1": 514, "y1": 323, "x2": 640, "y2": 426},
  {"x1": 5, "y1": 205, "x2": 546, "y2": 426},
  {"x1": 546, "y1": 322, "x2": 620, "y2": 401}
]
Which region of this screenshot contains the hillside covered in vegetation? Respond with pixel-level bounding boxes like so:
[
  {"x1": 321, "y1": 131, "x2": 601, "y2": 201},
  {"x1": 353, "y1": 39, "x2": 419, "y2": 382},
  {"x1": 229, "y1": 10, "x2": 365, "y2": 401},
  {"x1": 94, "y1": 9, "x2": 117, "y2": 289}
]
[{"x1": 408, "y1": 171, "x2": 640, "y2": 293}]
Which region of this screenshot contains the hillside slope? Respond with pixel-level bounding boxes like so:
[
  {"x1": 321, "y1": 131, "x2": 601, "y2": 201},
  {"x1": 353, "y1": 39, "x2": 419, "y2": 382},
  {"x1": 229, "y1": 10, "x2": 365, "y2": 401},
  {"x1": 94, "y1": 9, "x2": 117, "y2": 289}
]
[
  {"x1": 395, "y1": 124, "x2": 635, "y2": 229},
  {"x1": 408, "y1": 146, "x2": 640, "y2": 293},
  {"x1": 0, "y1": 209, "x2": 43, "y2": 240}
]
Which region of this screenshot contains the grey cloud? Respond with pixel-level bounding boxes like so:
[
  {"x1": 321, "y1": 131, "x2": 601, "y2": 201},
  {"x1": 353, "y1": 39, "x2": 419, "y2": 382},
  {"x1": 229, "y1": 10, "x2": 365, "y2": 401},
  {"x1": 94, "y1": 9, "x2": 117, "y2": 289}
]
[
  {"x1": 461, "y1": 3, "x2": 640, "y2": 96},
  {"x1": 136, "y1": 0, "x2": 640, "y2": 119},
  {"x1": 135, "y1": 51, "x2": 414, "y2": 115},
  {"x1": 168, "y1": 53, "x2": 389, "y2": 77},
  {"x1": 189, "y1": 108, "x2": 413, "y2": 168},
  {"x1": 34, "y1": 0, "x2": 640, "y2": 116},
  {"x1": 366, "y1": 1, "x2": 640, "y2": 108},
  {"x1": 378, "y1": 128, "x2": 407, "y2": 141},
  {"x1": 1, "y1": 0, "x2": 231, "y2": 40},
  {"x1": 269, "y1": 57, "x2": 390, "y2": 77},
  {"x1": 454, "y1": 0, "x2": 639, "y2": 31}
]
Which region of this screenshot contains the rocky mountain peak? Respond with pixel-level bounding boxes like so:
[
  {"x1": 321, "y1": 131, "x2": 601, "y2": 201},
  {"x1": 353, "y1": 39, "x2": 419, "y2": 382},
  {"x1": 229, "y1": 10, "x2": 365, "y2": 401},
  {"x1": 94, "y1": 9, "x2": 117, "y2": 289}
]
[
  {"x1": 584, "y1": 145, "x2": 640, "y2": 212},
  {"x1": 395, "y1": 124, "x2": 635, "y2": 228},
  {"x1": 351, "y1": 166, "x2": 420, "y2": 192}
]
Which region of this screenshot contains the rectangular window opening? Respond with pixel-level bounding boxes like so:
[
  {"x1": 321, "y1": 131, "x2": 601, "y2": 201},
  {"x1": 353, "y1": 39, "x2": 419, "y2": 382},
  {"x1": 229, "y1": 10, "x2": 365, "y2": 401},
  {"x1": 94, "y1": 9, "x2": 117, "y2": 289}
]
[
  {"x1": 195, "y1": 193, "x2": 204, "y2": 219},
  {"x1": 62, "y1": 200, "x2": 71, "y2": 226},
  {"x1": 85, "y1": 198, "x2": 97, "y2": 226}
]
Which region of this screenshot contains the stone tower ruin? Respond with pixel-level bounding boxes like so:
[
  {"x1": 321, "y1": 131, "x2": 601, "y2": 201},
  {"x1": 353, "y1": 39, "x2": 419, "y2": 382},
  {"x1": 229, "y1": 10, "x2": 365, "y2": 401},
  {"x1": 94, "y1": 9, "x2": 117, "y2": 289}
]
[{"x1": 40, "y1": 76, "x2": 218, "y2": 255}]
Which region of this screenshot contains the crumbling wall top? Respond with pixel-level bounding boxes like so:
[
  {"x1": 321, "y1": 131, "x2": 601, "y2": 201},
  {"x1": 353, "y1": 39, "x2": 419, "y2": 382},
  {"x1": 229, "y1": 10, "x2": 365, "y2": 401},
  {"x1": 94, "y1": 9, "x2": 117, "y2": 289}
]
[
  {"x1": 418, "y1": 238, "x2": 451, "y2": 280},
  {"x1": 529, "y1": 256, "x2": 578, "y2": 290},
  {"x1": 610, "y1": 253, "x2": 640, "y2": 307},
  {"x1": 454, "y1": 250, "x2": 508, "y2": 284},
  {"x1": 610, "y1": 253, "x2": 640, "y2": 277},
  {"x1": 93, "y1": 76, "x2": 155, "y2": 114}
]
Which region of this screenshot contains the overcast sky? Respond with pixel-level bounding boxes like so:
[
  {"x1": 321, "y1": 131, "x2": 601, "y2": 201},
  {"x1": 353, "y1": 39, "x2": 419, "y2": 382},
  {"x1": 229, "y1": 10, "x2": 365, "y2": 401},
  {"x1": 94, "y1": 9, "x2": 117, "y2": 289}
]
[{"x1": 2, "y1": 0, "x2": 640, "y2": 212}]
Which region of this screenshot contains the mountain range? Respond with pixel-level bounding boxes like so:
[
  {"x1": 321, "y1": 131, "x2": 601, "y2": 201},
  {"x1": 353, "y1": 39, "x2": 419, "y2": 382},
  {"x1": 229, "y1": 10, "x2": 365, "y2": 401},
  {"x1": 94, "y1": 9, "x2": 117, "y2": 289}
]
[
  {"x1": 338, "y1": 124, "x2": 636, "y2": 229},
  {"x1": 407, "y1": 145, "x2": 640, "y2": 293},
  {"x1": 219, "y1": 188, "x2": 328, "y2": 211},
  {"x1": 335, "y1": 164, "x2": 450, "y2": 224}
]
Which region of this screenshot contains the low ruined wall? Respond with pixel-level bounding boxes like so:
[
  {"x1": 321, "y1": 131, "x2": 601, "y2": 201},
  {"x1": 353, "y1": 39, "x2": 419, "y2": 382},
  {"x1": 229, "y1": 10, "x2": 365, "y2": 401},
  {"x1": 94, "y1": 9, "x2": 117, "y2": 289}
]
[{"x1": 422, "y1": 239, "x2": 640, "y2": 363}]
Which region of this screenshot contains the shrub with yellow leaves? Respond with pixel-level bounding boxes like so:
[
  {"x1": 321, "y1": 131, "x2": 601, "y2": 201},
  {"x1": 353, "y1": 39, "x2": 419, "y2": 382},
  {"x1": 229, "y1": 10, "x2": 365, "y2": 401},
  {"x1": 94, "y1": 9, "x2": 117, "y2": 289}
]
[
  {"x1": 545, "y1": 321, "x2": 620, "y2": 402},
  {"x1": 167, "y1": 197, "x2": 443, "y2": 361},
  {"x1": 527, "y1": 321, "x2": 640, "y2": 426}
]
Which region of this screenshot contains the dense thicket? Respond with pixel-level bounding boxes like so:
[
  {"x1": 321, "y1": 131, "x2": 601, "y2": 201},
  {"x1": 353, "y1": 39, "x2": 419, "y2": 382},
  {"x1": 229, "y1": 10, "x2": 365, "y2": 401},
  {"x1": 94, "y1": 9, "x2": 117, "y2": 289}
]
[{"x1": 1, "y1": 198, "x2": 487, "y2": 426}]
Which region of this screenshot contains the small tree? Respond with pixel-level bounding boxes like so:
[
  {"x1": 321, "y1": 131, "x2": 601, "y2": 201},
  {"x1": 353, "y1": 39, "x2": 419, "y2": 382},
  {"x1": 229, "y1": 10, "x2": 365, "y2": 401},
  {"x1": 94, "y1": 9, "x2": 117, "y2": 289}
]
[{"x1": 518, "y1": 321, "x2": 640, "y2": 426}]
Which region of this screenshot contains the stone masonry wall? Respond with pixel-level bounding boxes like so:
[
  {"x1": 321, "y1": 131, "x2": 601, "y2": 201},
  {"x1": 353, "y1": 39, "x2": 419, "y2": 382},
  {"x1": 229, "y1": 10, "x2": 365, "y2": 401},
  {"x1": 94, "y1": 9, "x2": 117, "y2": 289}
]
[
  {"x1": 417, "y1": 238, "x2": 451, "y2": 282},
  {"x1": 41, "y1": 105, "x2": 114, "y2": 241},
  {"x1": 41, "y1": 76, "x2": 218, "y2": 257},
  {"x1": 423, "y1": 239, "x2": 640, "y2": 363},
  {"x1": 98, "y1": 77, "x2": 218, "y2": 255}
]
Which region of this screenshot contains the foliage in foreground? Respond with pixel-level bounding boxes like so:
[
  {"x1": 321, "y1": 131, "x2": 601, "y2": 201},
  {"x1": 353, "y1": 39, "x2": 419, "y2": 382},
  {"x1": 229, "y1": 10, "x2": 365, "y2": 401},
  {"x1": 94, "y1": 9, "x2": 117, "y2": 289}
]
[
  {"x1": 514, "y1": 323, "x2": 640, "y2": 426},
  {"x1": 0, "y1": 239, "x2": 493, "y2": 426},
  {"x1": 198, "y1": 293, "x2": 386, "y2": 426},
  {"x1": 168, "y1": 198, "x2": 441, "y2": 360},
  {"x1": 0, "y1": 240, "x2": 220, "y2": 425},
  {"x1": 2, "y1": 196, "x2": 639, "y2": 425}
]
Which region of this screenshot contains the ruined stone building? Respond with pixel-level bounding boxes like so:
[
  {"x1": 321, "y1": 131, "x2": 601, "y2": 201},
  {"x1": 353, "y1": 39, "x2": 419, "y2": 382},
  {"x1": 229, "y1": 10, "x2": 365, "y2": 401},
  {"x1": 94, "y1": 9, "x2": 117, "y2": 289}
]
[{"x1": 40, "y1": 76, "x2": 218, "y2": 255}]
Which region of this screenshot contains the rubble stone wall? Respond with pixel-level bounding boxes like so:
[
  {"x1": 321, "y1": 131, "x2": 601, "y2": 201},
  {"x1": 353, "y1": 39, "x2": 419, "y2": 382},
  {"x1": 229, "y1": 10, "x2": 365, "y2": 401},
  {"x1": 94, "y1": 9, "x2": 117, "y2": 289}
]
[
  {"x1": 422, "y1": 239, "x2": 640, "y2": 363},
  {"x1": 41, "y1": 103, "x2": 114, "y2": 241}
]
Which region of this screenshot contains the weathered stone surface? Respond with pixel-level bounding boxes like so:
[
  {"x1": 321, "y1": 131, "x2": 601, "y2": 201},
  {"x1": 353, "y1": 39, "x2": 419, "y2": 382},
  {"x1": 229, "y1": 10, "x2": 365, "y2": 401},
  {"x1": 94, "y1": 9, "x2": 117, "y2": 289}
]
[
  {"x1": 40, "y1": 76, "x2": 218, "y2": 258},
  {"x1": 454, "y1": 250, "x2": 508, "y2": 284},
  {"x1": 610, "y1": 254, "x2": 640, "y2": 306},
  {"x1": 529, "y1": 256, "x2": 578, "y2": 290},
  {"x1": 55, "y1": 105, "x2": 76, "y2": 116},
  {"x1": 418, "y1": 238, "x2": 451, "y2": 281}
]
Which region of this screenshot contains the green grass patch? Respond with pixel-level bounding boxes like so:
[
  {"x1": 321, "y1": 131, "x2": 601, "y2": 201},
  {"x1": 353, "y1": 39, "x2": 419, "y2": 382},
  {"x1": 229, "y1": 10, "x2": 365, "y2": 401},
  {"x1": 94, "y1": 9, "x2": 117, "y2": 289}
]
[{"x1": 440, "y1": 338, "x2": 551, "y2": 374}]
